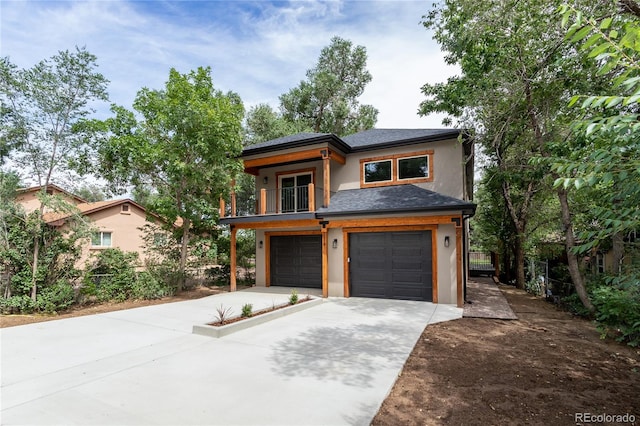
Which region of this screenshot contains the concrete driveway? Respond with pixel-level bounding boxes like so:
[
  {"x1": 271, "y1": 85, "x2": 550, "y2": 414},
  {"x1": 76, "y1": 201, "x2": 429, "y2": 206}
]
[{"x1": 1, "y1": 289, "x2": 462, "y2": 425}]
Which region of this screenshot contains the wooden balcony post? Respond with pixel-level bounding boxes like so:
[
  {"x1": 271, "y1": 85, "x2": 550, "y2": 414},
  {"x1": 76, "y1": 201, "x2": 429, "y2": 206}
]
[
  {"x1": 308, "y1": 182, "x2": 315, "y2": 212},
  {"x1": 219, "y1": 197, "x2": 225, "y2": 218},
  {"x1": 260, "y1": 188, "x2": 267, "y2": 215},
  {"x1": 323, "y1": 155, "x2": 330, "y2": 208},
  {"x1": 230, "y1": 179, "x2": 236, "y2": 217}
]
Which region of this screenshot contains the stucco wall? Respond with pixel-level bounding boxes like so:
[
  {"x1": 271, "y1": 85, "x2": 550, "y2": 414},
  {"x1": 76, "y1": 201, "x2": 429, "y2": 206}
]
[
  {"x1": 78, "y1": 203, "x2": 154, "y2": 268},
  {"x1": 15, "y1": 189, "x2": 81, "y2": 213},
  {"x1": 331, "y1": 138, "x2": 465, "y2": 199}
]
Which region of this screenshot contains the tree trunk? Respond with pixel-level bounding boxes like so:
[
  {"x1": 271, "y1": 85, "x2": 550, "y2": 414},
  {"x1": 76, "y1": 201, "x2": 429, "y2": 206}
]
[
  {"x1": 514, "y1": 233, "x2": 526, "y2": 289},
  {"x1": 557, "y1": 188, "x2": 594, "y2": 312},
  {"x1": 30, "y1": 204, "x2": 45, "y2": 302},
  {"x1": 178, "y1": 217, "x2": 190, "y2": 292},
  {"x1": 612, "y1": 232, "x2": 624, "y2": 274}
]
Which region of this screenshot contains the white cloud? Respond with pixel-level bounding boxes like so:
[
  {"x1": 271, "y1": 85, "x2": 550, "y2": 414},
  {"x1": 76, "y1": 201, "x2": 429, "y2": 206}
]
[{"x1": 0, "y1": 0, "x2": 456, "y2": 128}]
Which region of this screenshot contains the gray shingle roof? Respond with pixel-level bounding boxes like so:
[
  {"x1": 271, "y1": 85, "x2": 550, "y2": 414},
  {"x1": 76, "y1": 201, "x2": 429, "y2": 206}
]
[
  {"x1": 316, "y1": 185, "x2": 476, "y2": 217},
  {"x1": 242, "y1": 128, "x2": 461, "y2": 156},
  {"x1": 341, "y1": 129, "x2": 460, "y2": 151}
]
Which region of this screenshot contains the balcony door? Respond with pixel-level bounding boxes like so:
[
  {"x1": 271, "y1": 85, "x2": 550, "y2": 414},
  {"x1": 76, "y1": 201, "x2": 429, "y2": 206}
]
[{"x1": 279, "y1": 172, "x2": 312, "y2": 213}]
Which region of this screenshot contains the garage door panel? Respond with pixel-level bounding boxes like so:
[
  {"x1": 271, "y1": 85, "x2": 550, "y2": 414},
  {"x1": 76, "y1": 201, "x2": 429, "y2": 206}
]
[
  {"x1": 350, "y1": 231, "x2": 433, "y2": 302},
  {"x1": 270, "y1": 235, "x2": 321, "y2": 288}
]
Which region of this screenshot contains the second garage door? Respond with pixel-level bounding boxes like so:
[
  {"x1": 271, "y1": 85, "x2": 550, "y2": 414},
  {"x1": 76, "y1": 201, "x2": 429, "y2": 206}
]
[
  {"x1": 349, "y1": 231, "x2": 433, "y2": 301},
  {"x1": 270, "y1": 235, "x2": 322, "y2": 288}
]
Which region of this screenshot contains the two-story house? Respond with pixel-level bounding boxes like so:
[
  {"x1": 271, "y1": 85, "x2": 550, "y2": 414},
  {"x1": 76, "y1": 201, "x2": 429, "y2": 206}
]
[{"x1": 219, "y1": 129, "x2": 476, "y2": 307}]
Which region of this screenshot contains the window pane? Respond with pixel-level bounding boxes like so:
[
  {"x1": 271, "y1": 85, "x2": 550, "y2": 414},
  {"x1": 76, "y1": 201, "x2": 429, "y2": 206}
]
[
  {"x1": 398, "y1": 156, "x2": 429, "y2": 179},
  {"x1": 364, "y1": 160, "x2": 392, "y2": 182},
  {"x1": 102, "y1": 232, "x2": 112, "y2": 246},
  {"x1": 91, "y1": 232, "x2": 101, "y2": 246}
]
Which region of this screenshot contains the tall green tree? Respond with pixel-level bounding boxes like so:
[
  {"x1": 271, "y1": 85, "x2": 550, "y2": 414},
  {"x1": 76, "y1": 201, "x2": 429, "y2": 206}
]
[
  {"x1": 0, "y1": 47, "x2": 109, "y2": 301},
  {"x1": 421, "y1": 0, "x2": 611, "y2": 308},
  {"x1": 99, "y1": 67, "x2": 244, "y2": 290},
  {"x1": 554, "y1": 3, "x2": 640, "y2": 268},
  {"x1": 280, "y1": 36, "x2": 378, "y2": 135}
]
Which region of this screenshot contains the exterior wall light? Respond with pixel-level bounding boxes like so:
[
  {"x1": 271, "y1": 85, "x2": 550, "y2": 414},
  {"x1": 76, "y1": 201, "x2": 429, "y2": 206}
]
[
  {"x1": 332, "y1": 238, "x2": 338, "y2": 249},
  {"x1": 263, "y1": 176, "x2": 268, "y2": 184},
  {"x1": 259, "y1": 240, "x2": 263, "y2": 249},
  {"x1": 444, "y1": 236, "x2": 450, "y2": 248}
]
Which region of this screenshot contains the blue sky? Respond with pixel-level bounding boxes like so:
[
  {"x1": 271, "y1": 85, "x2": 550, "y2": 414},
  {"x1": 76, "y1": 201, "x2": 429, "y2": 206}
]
[{"x1": 0, "y1": 0, "x2": 456, "y2": 129}]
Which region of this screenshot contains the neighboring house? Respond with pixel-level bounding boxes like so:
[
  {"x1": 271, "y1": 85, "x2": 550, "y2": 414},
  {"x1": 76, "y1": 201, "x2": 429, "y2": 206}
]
[
  {"x1": 15, "y1": 184, "x2": 87, "y2": 213},
  {"x1": 15, "y1": 186, "x2": 165, "y2": 268},
  {"x1": 220, "y1": 129, "x2": 476, "y2": 307}
]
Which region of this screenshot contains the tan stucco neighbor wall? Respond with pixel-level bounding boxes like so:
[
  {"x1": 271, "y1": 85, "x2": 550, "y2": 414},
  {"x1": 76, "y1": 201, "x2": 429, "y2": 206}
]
[{"x1": 77, "y1": 203, "x2": 154, "y2": 268}]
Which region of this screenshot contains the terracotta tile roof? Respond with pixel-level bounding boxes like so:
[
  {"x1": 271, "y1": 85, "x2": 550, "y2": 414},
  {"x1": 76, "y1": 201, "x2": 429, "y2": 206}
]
[{"x1": 43, "y1": 199, "x2": 129, "y2": 223}]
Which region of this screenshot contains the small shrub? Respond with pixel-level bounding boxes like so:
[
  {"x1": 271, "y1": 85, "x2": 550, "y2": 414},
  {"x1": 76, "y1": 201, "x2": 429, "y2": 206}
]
[
  {"x1": 205, "y1": 265, "x2": 231, "y2": 287},
  {"x1": 0, "y1": 295, "x2": 35, "y2": 314},
  {"x1": 214, "y1": 304, "x2": 234, "y2": 325},
  {"x1": 36, "y1": 280, "x2": 76, "y2": 313},
  {"x1": 289, "y1": 289, "x2": 298, "y2": 305},
  {"x1": 592, "y1": 285, "x2": 640, "y2": 347},
  {"x1": 131, "y1": 271, "x2": 174, "y2": 300},
  {"x1": 241, "y1": 303, "x2": 253, "y2": 318}
]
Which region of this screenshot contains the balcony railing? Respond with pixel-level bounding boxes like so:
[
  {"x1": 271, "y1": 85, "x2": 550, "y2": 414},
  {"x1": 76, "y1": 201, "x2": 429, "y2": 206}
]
[{"x1": 221, "y1": 183, "x2": 335, "y2": 217}]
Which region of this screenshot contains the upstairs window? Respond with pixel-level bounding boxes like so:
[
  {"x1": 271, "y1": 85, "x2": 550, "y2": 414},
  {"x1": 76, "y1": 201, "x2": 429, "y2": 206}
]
[
  {"x1": 363, "y1": 160, "x2": 392, "y2": 183},
  {"x1": 91, "y1": 231, "x2": 112, "y2": 247},
  {"x1": 398, "y1": 155, "x2": 429, "y2": 180},
  {"x1": 360, "y1": 150, "x2": 433, "y2": 188},
  {"x1": 121, "y1": 204, "x2": 130, "y2": 213}
]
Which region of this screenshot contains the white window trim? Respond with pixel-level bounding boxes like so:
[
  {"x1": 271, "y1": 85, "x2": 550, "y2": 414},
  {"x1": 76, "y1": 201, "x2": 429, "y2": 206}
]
[{"x1": 91, "y1": 231, "x2": 113, "y2": 248}]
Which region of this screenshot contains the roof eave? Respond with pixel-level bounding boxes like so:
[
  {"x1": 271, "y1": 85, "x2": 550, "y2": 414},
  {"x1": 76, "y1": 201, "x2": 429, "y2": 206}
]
[
  {"x1": 316, "y1": 203, "x2": 477, "y2": 218},
  {"x1": 242, "y1": 134, "x2": 350, "y2": 157},
  {"x1": 348, "y1": 130, "x2": 462, "y2": 152}
]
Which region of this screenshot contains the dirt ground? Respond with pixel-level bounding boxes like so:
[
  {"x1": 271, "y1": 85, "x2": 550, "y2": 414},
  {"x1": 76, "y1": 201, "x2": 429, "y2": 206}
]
[
  {"x1": 3, "y1": 282, "x2": 639, "y2": 425},
  {"x1": 373, "y1": 284, "x2": 640, "y2": 426},
  {"x1": 0, "y1": 285, "x2": 249, "y2": 328}
]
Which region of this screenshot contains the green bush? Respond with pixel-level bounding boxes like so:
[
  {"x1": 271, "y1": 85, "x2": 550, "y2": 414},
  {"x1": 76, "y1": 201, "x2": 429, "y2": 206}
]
[
  {"x1": 36, "y1": 280, "x2": 76, "y2": 313},
  {"x1": 131, "y1": 271, "x2": 174, "y2": 300},
  {"x1": 205, "y1": 265, "x2": 230, "y2": 287},
  {"x1": 289, "y1": 289, "x2": 298, "y2": 305},
  {"x1": 86, "y1": 249, "x2": 138, "y2": 302},
  {"x1": 241, "y1": 303, "x2": 253, "y2": 318},
  {"x1": 592, "y1": 285, "x2": 640, "y2": 347},
  {"x1": 0, "y1": 295, "x2": 35, "y2": 314},
  {"x1": 560, "y1": 293, "x2": 594, "y2": 318}
]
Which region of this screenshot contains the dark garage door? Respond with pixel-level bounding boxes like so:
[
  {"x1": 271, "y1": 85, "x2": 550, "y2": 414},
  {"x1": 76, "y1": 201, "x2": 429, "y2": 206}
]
[
  {"x1": 270, "y1": 235, "x2": 322, "y2": 288},
  {"x1": 349, "y1": 231, "x2": 433, "y2": 301}
]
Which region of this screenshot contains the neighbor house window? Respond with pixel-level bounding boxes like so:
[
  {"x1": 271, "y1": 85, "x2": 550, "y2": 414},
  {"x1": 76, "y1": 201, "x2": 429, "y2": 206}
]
[
  {"x1": 121, "y1": 204, "x2": 130, "y2": 213},
  {"x1": 398, "y1": 155, "x2": 429, "y2": 180},
  {"x1": 363, "y1": 160, "x2": 392, "y2": 183},
  {"x1": 360, "y1": 150, "x2": 433, "y2": 188},
  {"x1": 91, "y1": 231, "x2": 112, "y2": 247}
]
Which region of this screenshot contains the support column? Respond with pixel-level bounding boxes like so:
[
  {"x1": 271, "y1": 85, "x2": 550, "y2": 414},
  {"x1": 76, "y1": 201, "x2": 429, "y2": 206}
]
[
  {"x1": 219, "y1": 197, "x2": 225, "y2": 218},
  {"x1": 321, "y1": 227, "x2": 328, "y2": 298},
  {"x1": 456, "y1": 226, "x2": 463, "y2": 308},
  {"x1": 260, "y1": 188, "x2": 266, "y2": 215},
  {"x1": 230, "y1": 226, "x2": 237, "y2": 292},
  {"x1": 323, "y1": 156, "x2": 330, "y2": 208},
  {"x1": 308, "y1": 182, "x2": 315, "y2": 212}
]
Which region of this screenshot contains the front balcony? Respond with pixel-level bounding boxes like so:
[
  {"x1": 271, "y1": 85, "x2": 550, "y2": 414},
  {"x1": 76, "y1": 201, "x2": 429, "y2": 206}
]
[{"x1": 220, "y1": 184, "x2": 335, "y2": 218}]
